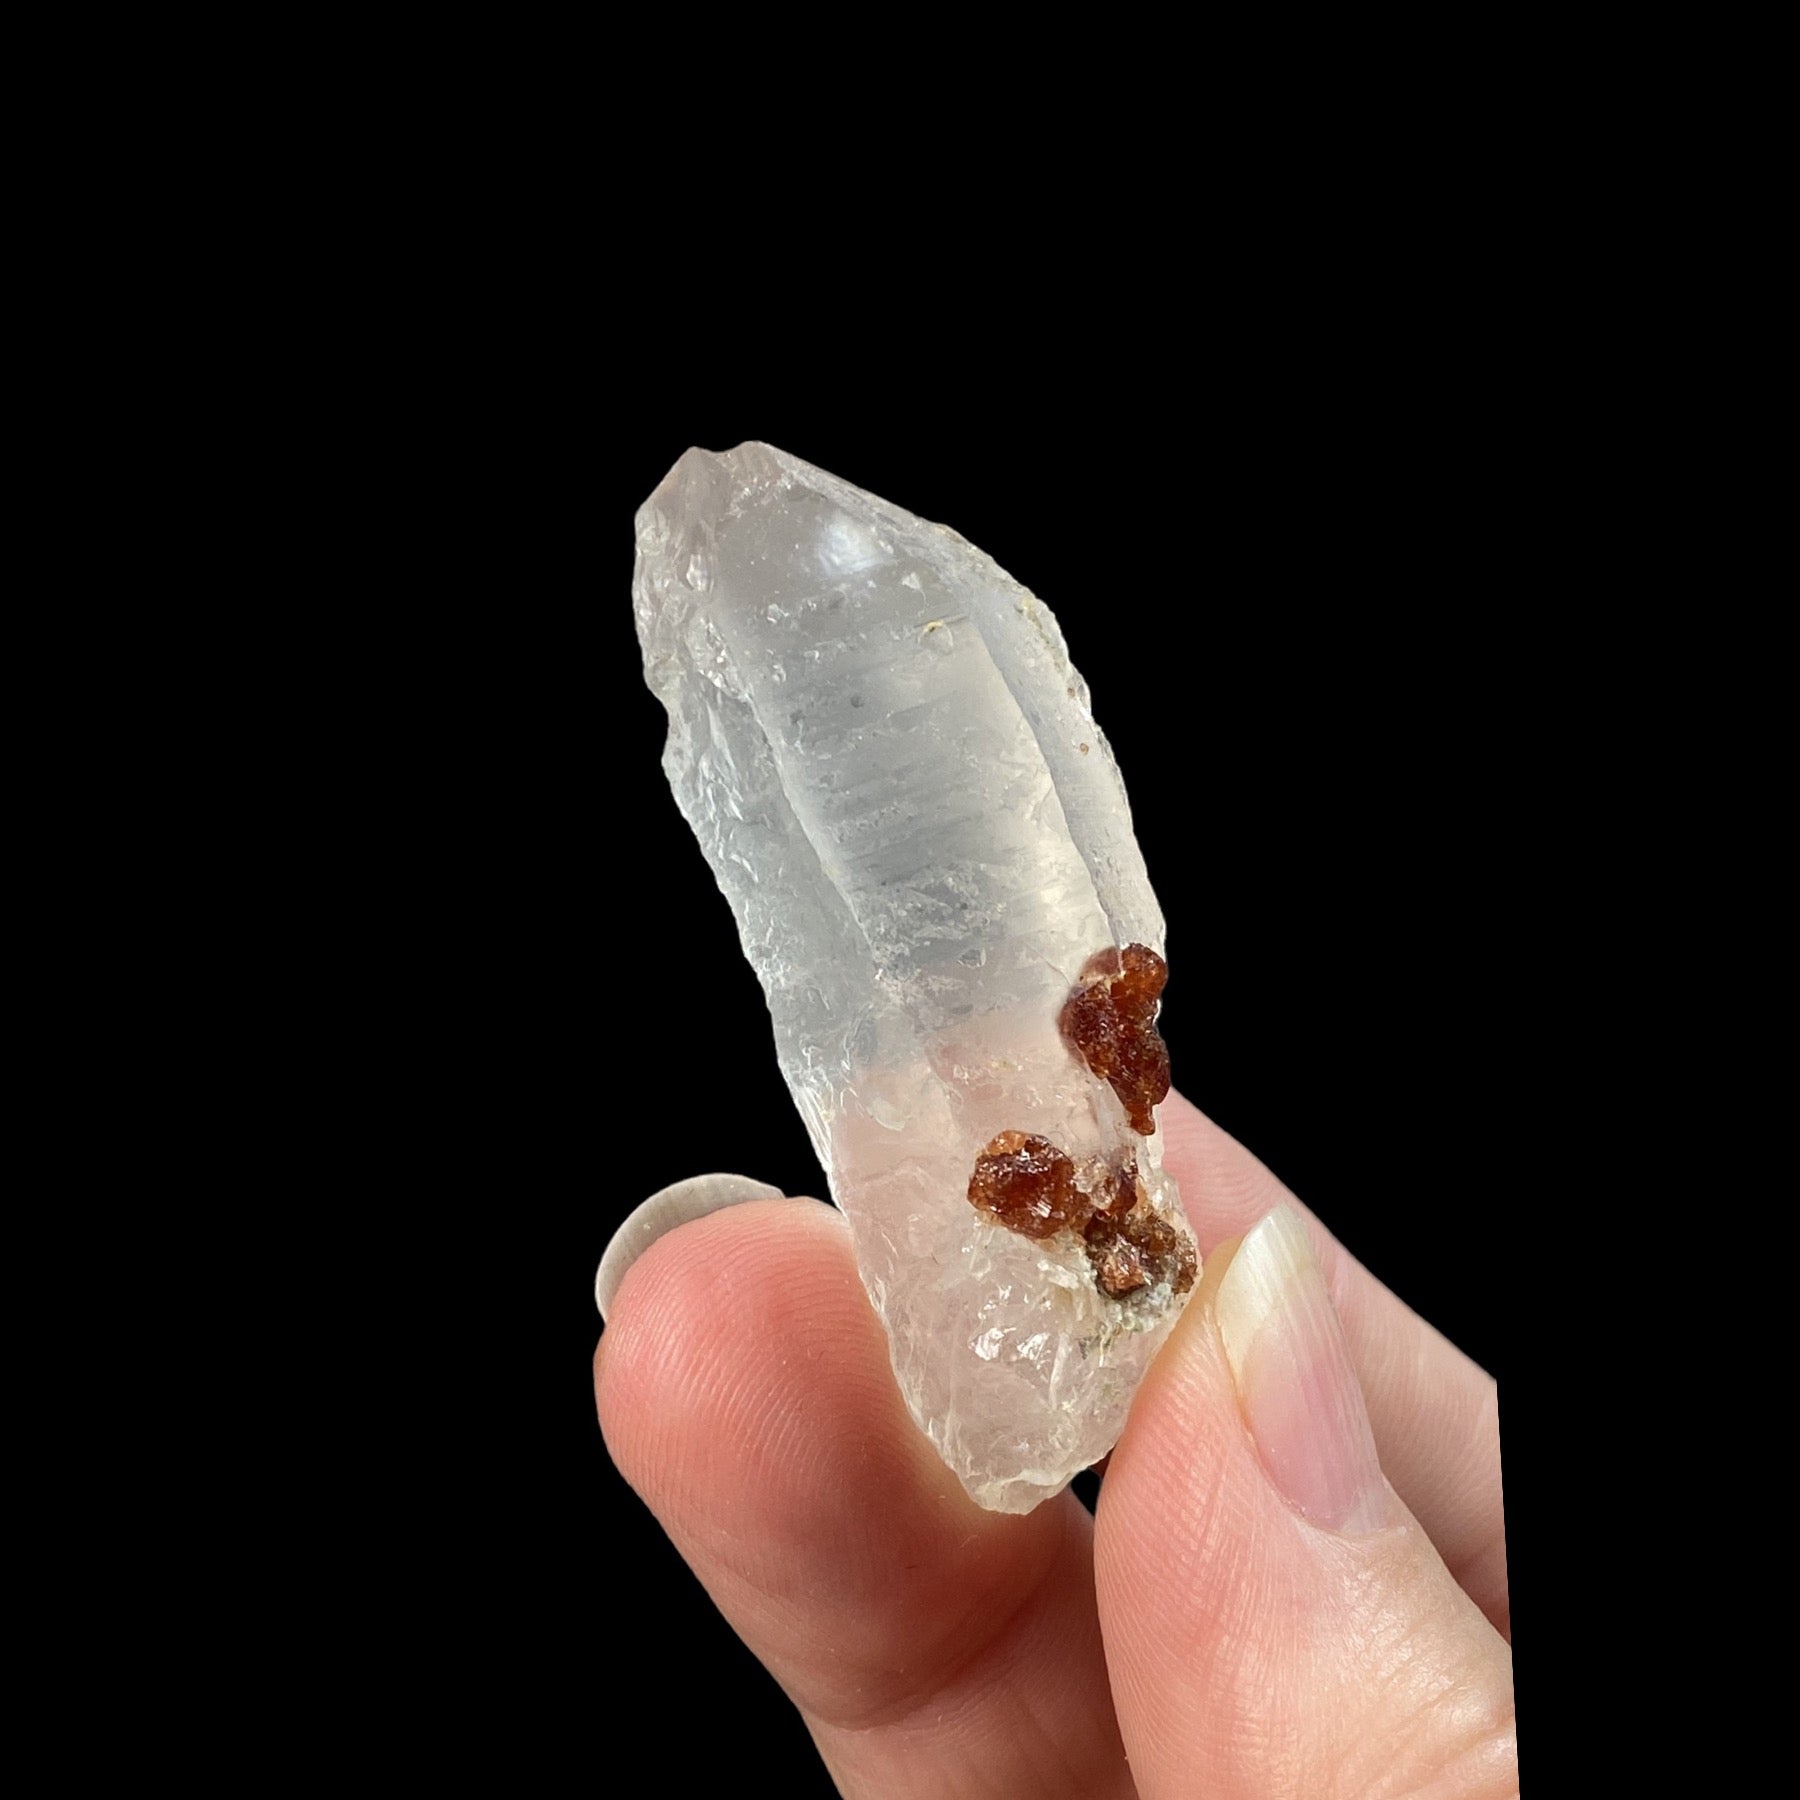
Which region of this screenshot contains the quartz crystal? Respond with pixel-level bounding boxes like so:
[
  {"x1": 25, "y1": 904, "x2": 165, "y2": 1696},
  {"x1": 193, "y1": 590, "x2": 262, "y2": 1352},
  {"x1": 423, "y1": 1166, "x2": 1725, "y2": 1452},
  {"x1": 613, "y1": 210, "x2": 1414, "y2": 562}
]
[{"x1": 632, "y1": 444, "x2": 1198, "y2": 1513}]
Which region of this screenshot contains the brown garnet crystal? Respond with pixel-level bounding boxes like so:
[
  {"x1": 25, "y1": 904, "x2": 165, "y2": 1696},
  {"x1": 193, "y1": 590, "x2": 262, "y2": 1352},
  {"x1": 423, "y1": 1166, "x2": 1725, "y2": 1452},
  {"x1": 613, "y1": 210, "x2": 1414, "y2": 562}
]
[
  {"x1": 1097, "y1": 1153, "x2": 1142, "y2": 1220},
  {"x1": 967, "y1": 1131, "x2": 1085, "y2": 1240},
  {"x1": 1083, "y1": 1207, "x2": 1199, "y2": 1300},
  {"x1": 1059, "y1": 943, "x2": 1171, "y2": 1135},
  {"x1": 968, "y1": 1136, "x2": 1198, "y2": 1303}
]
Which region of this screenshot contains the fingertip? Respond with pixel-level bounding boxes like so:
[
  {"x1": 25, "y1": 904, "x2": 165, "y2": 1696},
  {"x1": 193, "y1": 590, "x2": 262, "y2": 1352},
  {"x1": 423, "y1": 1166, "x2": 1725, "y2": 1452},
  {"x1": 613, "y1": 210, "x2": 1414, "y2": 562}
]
[
  {"x1": 1098, "y1": 1207, "x2": 1514, "y2": 1796},
  {"x1": 595, "y1": 1172, "x2": 790, "y2": 1321},
  {"x1": 594, "y1": 1193, "x2": 848, "y2": 1465}
]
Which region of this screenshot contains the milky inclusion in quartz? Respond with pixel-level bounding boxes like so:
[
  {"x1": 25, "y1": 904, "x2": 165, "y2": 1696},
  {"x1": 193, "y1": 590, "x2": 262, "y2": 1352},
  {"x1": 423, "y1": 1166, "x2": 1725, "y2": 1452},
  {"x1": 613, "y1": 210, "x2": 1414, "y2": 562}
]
[{"x1": 632, "y1": 444, "x2": 1197, "y2": 1513}]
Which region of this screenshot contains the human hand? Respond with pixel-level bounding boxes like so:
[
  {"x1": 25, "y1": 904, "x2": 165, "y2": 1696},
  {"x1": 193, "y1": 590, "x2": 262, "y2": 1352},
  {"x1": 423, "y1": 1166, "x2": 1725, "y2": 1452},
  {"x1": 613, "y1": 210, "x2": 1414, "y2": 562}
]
[{"x1": 594, "y1": 1090, "x2": 1515, "y2": 1798}]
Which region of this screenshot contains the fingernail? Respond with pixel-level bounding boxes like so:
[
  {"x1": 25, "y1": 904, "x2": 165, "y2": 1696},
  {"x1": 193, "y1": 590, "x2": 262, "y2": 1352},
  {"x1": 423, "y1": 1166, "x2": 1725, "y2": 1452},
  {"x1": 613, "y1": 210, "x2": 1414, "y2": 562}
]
[
  {"x1": 1214, "y1": 1206, "x2": 1390, "y2": 1535},
  {"x1": 595, "y1": 1173, "x2": 786, "y2": 1321}
]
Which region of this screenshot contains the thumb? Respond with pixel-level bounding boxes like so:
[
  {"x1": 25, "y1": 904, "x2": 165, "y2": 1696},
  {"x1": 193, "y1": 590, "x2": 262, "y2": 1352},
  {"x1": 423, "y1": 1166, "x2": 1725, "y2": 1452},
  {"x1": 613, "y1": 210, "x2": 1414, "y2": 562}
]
[{"x1": 1096, "y1": 1207, "x2": 1517, "y2": 1799}]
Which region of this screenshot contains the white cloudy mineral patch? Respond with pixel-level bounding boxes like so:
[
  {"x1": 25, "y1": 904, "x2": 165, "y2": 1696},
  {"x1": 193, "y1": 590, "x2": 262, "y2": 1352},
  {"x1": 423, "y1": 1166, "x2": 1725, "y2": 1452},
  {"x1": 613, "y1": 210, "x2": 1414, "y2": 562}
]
[{"x1": 632, "y1": 443, "x2": 1197, "y2": 1513}]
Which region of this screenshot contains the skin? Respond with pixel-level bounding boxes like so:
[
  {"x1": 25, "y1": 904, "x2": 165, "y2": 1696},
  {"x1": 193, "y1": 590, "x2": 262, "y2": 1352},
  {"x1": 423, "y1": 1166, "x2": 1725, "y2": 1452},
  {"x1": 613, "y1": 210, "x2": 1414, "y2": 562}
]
[{"x1": 595, "y1": 1091, "x2": 1516, "y2": 1798}]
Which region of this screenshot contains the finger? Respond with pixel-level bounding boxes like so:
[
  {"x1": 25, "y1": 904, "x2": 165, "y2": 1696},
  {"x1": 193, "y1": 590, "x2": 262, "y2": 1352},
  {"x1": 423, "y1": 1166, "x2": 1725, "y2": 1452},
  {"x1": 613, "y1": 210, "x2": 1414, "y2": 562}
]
[
  {"x1": 595, "y1": 1192, "x2": 1136, "y2": 1800},
  {"x1": 1098, "y1": 1207, "x2": 1517, "y2": 1799},
  {"x1": 1161, "y1": 1091, "x2": 1509, "y2": 1634}
]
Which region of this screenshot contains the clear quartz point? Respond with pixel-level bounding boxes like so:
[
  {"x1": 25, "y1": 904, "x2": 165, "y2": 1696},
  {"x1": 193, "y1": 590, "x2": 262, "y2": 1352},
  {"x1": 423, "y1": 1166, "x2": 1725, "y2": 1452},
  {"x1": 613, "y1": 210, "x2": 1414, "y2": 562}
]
[{"x1": 632, "y1": 443, "x2": 1198, "y2": 1512}]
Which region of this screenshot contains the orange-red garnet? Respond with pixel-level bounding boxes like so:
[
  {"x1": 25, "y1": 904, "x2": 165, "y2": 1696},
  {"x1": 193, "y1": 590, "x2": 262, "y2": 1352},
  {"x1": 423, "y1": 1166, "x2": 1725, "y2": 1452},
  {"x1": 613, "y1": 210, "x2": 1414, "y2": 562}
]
[{"x1": 1059, "y1": 944, "x2": 1171, "y2": 1136}]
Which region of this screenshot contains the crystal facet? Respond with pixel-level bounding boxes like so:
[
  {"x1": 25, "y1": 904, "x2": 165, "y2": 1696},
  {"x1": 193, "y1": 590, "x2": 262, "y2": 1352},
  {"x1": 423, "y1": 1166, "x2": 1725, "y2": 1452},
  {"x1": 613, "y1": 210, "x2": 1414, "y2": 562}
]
[{"x1": 632, "y1": 443, "x2": 1198, "y2": 1513}]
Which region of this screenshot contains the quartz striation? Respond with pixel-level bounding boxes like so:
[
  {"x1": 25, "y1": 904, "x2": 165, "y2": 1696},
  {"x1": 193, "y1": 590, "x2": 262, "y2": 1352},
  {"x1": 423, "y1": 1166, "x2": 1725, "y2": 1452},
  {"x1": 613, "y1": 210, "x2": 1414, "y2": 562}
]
[{"x1": 632, "y1": 443, "x2": 1198, "y2": 1513}]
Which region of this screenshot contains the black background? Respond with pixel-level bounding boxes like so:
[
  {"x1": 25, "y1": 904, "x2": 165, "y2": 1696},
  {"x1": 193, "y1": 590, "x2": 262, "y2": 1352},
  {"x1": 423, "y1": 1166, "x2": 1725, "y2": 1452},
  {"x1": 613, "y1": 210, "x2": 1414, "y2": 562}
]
[{"x1": 414, "y1": 382, "x2": 1537, "y2": 1791}]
